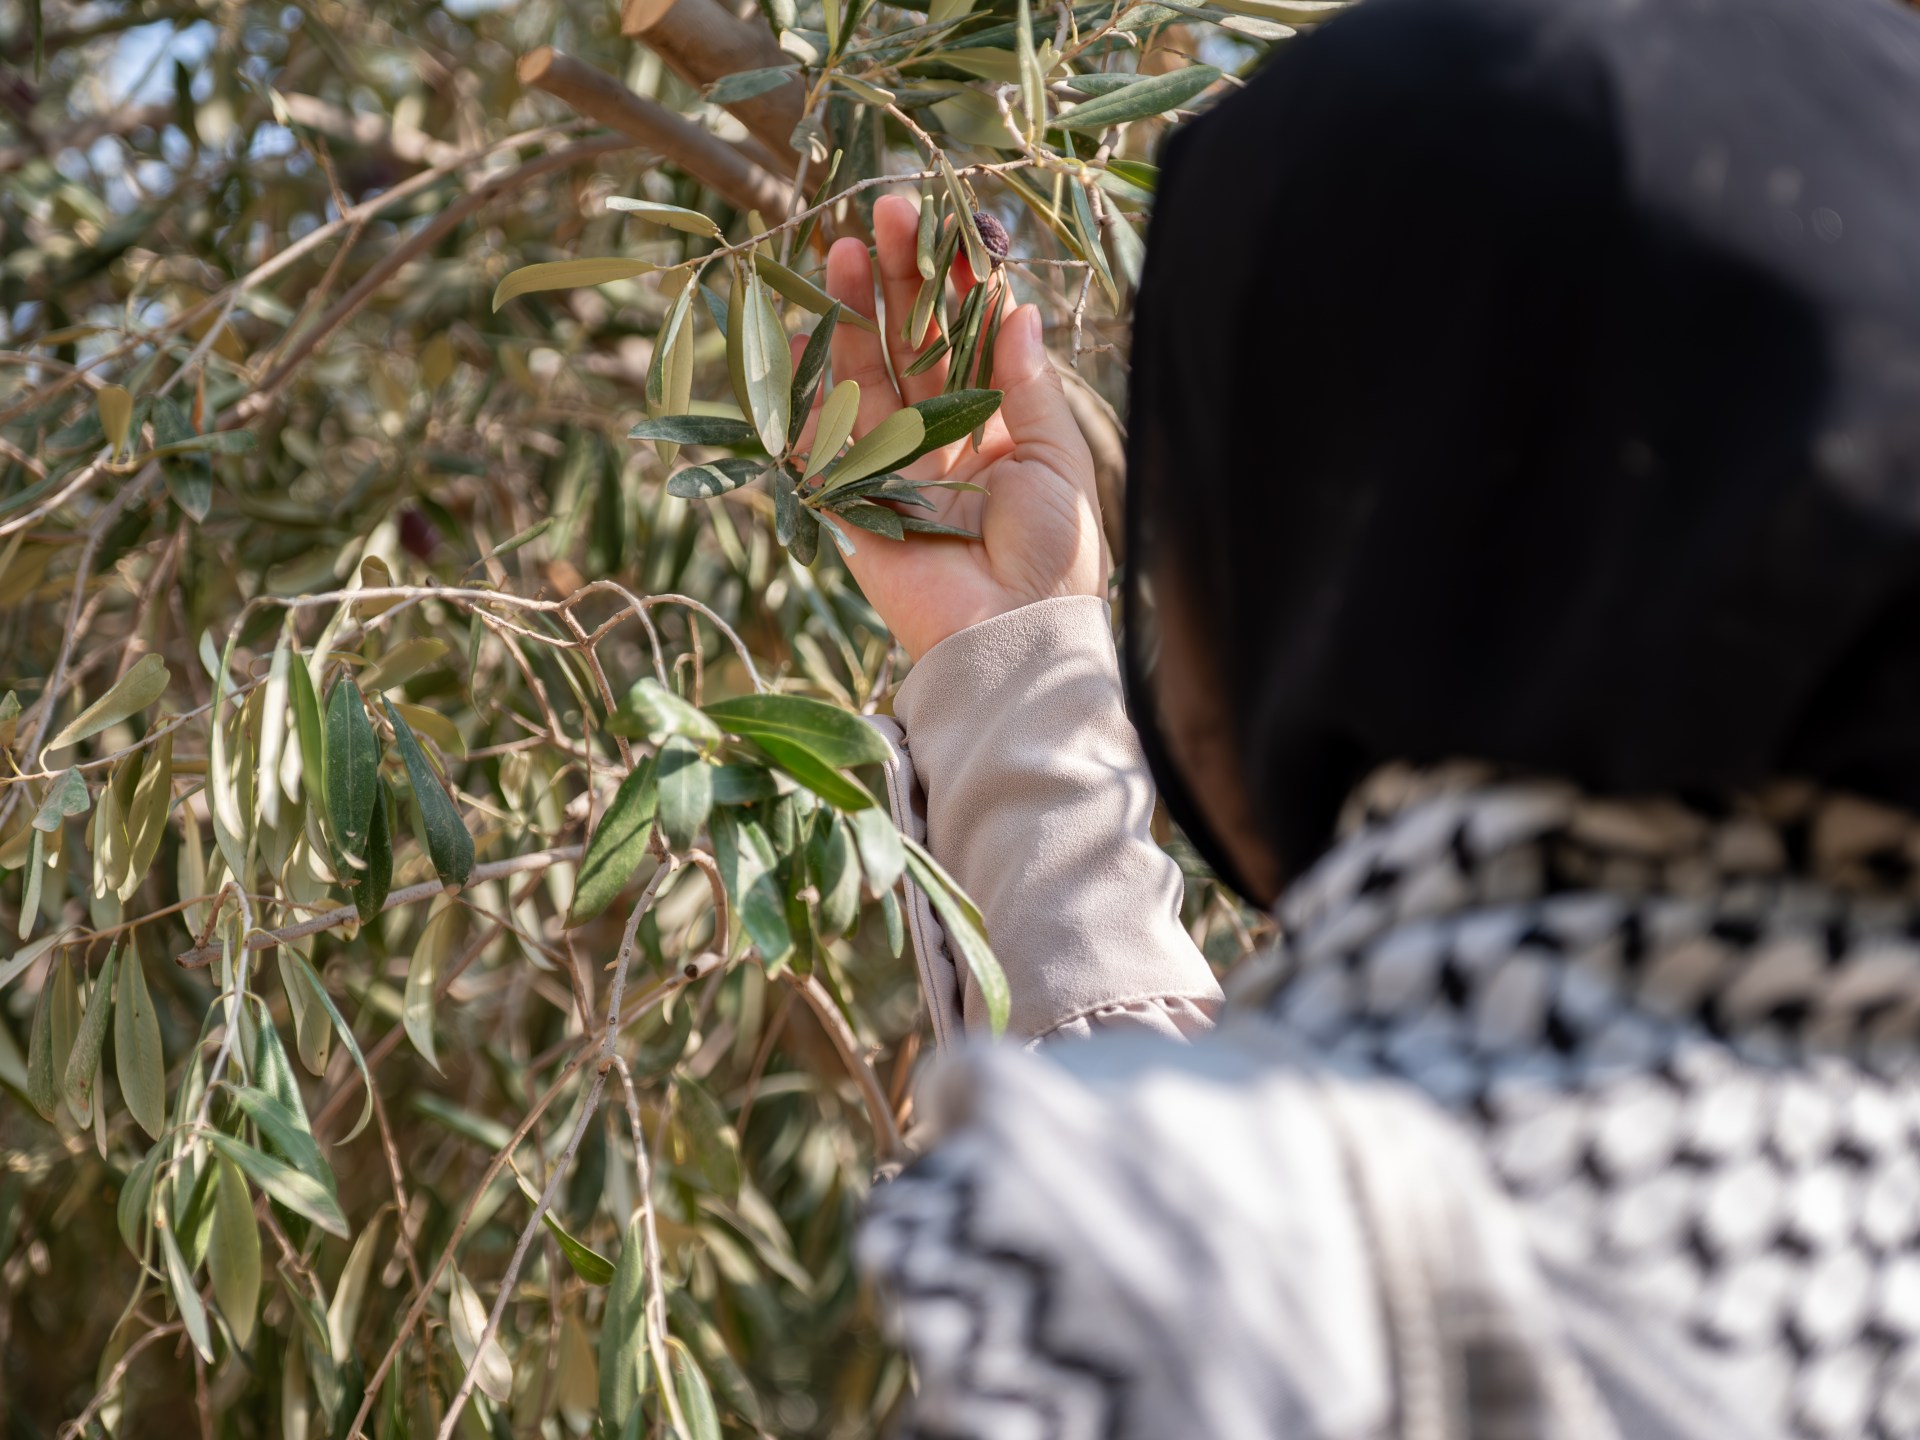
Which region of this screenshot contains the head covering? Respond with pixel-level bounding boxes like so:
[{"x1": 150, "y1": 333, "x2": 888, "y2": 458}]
[{"x1": 1125, "y1": 0, "x2": 1920, "y2": 895}]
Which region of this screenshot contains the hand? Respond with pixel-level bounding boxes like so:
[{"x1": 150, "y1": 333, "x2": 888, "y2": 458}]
[{"x1": 794, "y1": 193, "x2": 1105, "y2": 662}]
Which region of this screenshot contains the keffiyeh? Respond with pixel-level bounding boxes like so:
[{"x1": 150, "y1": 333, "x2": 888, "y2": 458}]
[{"x1": 865, "y1": 766, "x2": 1920, "y2": 1439}]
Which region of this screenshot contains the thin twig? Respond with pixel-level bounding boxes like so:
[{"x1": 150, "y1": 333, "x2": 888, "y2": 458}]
[
  {"x1": 57, "y1": 1320, "x2": 184, "y2": 1438},
  {"x1": 783, "y1": 972, "x2": 905, "y2": 1161},
  {"x1": 613, "y1": 1054, "x2": 690, "y2": 1436},
  {"x1": 432, "y1": 856, "x2": 681, "y2": 1440},
  {"x1": 240, "y1": 135, "x2": 638, "y2": 419},
  {"x1": 431, "y1": 1067, "x2": 610, "y2": 1440}
]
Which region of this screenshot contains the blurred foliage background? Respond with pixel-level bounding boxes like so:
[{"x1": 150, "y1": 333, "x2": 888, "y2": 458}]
[{"x1": 0, "y1": 0, "x2": 1283, "y2": 1432}]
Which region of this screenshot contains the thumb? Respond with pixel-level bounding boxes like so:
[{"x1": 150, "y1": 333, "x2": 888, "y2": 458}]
[{"x1": 992, "y1": 305, "x2": 1094, "y2": 487}]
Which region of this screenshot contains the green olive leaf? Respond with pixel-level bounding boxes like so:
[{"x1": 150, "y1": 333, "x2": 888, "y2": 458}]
[
  {"x1": 46, "y1": 653, "x2": 170, "y2": 753},
  {"x1": 160, "y1": 1213, "x2": 215, "y2": 1362},
  {"x1": 709, "y1": 809, "x2": 790, "y2": 965},
  {"x1": 569, "y1": 759, "x2": 660, "y2": 928},
  {"x1": 816, "y1": 407, "x2": 925, "y2": 492},
  {"x1": 741, "y1": 268, "x2": 793, "y2": 455},
  {"x1": 656, "y1": 736, "x2": 714, "y2": 852},
  {"x1": 904, "y1": 389, "x2": 1003, "y2": 462},
  {"x1": 208, "y1": 1132, "x2": 349, "y2": 1238},
  {"x1": 207, "y1": 1154, "x2": 262, "y2": 1348},
  {"x1": 599, "y1": 1214, "x2": 648, "y2": 1433},
  {"x1": 802, "y1": 379, "x2": 860, "y2": 483},
  {"x1": 491, "y1": 258, "x2": 655, "y2": 311},
  {"x1": 324, "y1": 678, "x2": 379, "y2": 872},
  {"x1": 667, "y1": 457, "x2": 766, "y2": 500},
  {"x1": 627, "y1": 414, "x2": 761, "y2": 447},
  {"x1": 904, "y1": 836, "x2": 1008, "y2": 1033},
  {"x1": 62, "y1": 942, "x2": 115, "y2": 1125},
  {"x1": 604, "y1": 196, "x2": 723, "y2": 237},
  {"x1": 1053, "y1": 64, "x2": 1219, "y2": 131},
  {"x1": 382, "y1": 698, "x2": 473, "y2": 889},
  {"x1": 115, "y1": 940, "x2": 166, "y2": 1138}
]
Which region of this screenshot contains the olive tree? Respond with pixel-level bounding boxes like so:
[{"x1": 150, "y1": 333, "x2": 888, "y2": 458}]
[{"x1": 0, "y1": 0, "x2": 1286, "y2": 1431}]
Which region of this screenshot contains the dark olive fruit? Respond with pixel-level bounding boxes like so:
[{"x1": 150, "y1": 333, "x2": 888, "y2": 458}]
[
  {"x1": 399, "y1": 506, "x2": 442, "y2": 561},
  {"x1": 972, "y1": 210, "x2": 1011, "y2": 267}
]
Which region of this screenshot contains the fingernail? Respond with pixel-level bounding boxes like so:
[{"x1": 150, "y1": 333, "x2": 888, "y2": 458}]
[{"x1": 1009, "y1": 305, "x2": 1041, "y2": 363}]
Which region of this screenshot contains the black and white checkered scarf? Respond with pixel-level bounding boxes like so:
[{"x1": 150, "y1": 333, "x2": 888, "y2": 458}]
[{"x1": 866, "y1": 765, "x2": 1920, "y2": 1440}]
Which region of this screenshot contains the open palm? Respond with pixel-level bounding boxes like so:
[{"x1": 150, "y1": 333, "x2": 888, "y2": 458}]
[{"x1": 793, "y1": 194, "x2": 1105, "y2": 662}]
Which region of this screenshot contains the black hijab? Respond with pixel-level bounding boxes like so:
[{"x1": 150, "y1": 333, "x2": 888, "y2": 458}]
[{"x1": 1125, "y1": 0, "x2": 1920, "y2": 896}]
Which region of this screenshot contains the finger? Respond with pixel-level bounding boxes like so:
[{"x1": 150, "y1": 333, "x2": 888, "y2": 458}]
[
  {"x1": 988, "y1": 305, "x2": 1094, "y2": 493},
  {"x1": 873, "y1": 194, "x2": 949, "y2": 405},
  {"x1": 823, "y1": 235, "x2": 907, "y2": 437}
]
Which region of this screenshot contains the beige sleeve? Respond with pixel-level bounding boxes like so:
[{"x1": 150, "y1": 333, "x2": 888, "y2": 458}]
[{"x1": 890, "y1": 595, "x2": 1223, "y2": 1042}]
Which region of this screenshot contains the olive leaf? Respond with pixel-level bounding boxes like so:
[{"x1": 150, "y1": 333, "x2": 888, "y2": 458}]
[
  {"x1": 710, "y1": 808, "x2": 790, "y2": 964},
  {"x1": 627, "y1": 414, "x2": 760, "y2": 447},
  {"x1": 115, "y1": 940, "x2": 166, "y2": 1138},
  {"x1": 404, "y1": 900, "x2": 459, "y2": 1072},
  {"x1": 25, "y1": 955, "x2": 62, "y2": 1121},
  {"x1": 449, "y1": 1266, "x2": 514, "y2": 1404},
  {"x1": 604, "y1": 196, "x2": 723, "y2": 237},
  {"x1": 46, "y1": 653, "x2": 170, "y2": 752},
  {"x1": 788, "y1": 302, "x2": 841, "y2": 445},
  {"x1": 121, "y1": 731, "x2": 172, "y2": 901},
  {"x1": 674, "y1": 1079, "x2": 741, "y2": 1201},
  {"x1": 657, "y1": 736, "x2": 714, "y2": 851},
  {"x1": 897, "y1": 514, "x2": 984, "y2": 539},
  {"x1": 324, "y1": 678, "x2": 379, "y2": 871},
  {"x1": 161, "y1": 1215, "x2": 215, "y2": 1362},
  {"x1": 802, "y1": 380, "x2": 860, "y2": 482},
  {"x1": 97, "y1": 384, "x2": 133, "y2": 454},
  {"x1": 706, "y1": 65, "x2": 796, "y2": 102},
  {"x1": 905, "y1": 389, "x2": 1004, "y2": 462},
  {"x1": 614, "y1": 679, "x2": 724, "y2": 745},
  {"x1": 600, "y1": 1215, "x2": 648, "y2": 1433},
  {"x1": 1054, "y1": 64, "x2": 1219, "y2": 130},
  {"x1": 702, "y1": 694, "x2": 890, "y2": 768},
  {"x1": 208, "y1": 1154, "x2": 262, "y2": 1348},
  {"x1": 62, "y1": 942, "x2": 114, "y2": 1125},
  {"x1": 383, "y1": 698, "x2": 473, "y2": 889},
  {"x1": 34, "y1": 767, "x2": 91, "y2": 831},
  {"x1": 848, "y1": 806, "x2": 907, "y2": 893},
  {"x1": 491, "y1": 258, "x2": 656, "y2": 311},
  {"x1": 816, "y1": 408, "x2": 925, "y2": 492},
  {"x1": 916, "y1": 180, "x2": 943, "y2": 278},
  {"x1": 649, "y1": 272, "x2": 699, "y2": 468},
  {"x1": 833, "y1": 501, "x2": 906, "y2": 541},
  {"x1": 741, "y1": 266, "x2": 793, "y2": 455},
  {"x1": 208, "y1": 1132, "x2": 349, "y2": 1238},
  {"x1": 567, "y1": 757, "x2": 659, "y2": 927},
  {"x1": 351, "y1": 777, "x2": 393, "y2": 923},
  {"x1": 669, "y1": 1338, "x2": 724, "y2": 1440},
  {"x1": 905, "y1": 836, "x2": 1009, "y2": 1033},
  {"x1": 749, "y1": 734, "x2": 874, "y2": 810},
  {"x1": 667, "y1": 457, "x2": 766, "y2": 499},
  {"x1": 509, "y1": 1164, "x2": 617, "y2": 1283},
  {"x1": 151, "y1": 394, "x2": 212, "y2": 522}
]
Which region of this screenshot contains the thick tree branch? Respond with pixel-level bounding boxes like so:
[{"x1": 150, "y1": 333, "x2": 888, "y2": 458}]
[
  {"x1": 518, "y1": 47, "x2": 791, "y2": 217},
  {"x1": 619, "y1": 0, "x2": 807, "y2": 178}
]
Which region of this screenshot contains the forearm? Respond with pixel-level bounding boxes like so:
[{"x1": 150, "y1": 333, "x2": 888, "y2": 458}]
[{"x1": 893, "y1": 595, "x2": 1223, "y2": 1040}]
